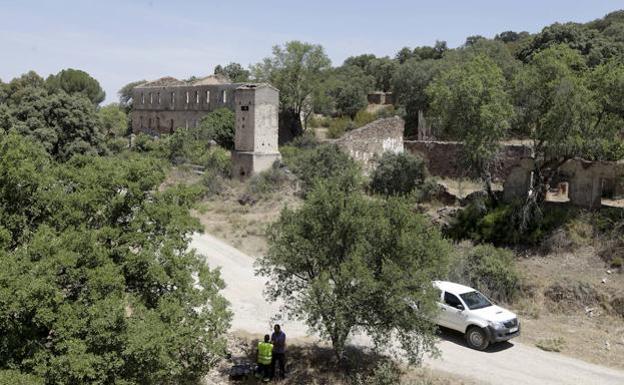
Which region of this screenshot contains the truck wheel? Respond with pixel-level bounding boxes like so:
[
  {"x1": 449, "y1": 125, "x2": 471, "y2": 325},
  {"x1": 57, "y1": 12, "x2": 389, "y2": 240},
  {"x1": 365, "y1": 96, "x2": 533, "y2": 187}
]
[{"x1": 466, "y1": 326, "x2": 489, "y2": 350}]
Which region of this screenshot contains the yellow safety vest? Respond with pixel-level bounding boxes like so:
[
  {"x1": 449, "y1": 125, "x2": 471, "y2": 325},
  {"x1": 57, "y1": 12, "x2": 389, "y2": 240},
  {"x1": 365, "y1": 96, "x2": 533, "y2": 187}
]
[{"x1": 257, "y1": 342, "x2": 273, "y2": 365}]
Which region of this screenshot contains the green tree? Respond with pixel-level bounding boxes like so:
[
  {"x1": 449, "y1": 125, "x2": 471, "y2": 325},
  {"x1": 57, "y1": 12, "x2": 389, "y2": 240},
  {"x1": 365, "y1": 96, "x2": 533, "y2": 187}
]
[
  {"x1": 370, "y1": 152, "x2": 427, "y2": 196},
  {"x1": 197, "y1": 108, "x2": 235, "y2": 150},
  {"x1": 366, "y1": 57, "x2": 397, "y2": 92},
  {"x1": 325, "y1": 65, "x2": 374, "y2": 117},
  {"x1": 392, "y1": 59, "x2": 444, "y2": 136},
  {"x1": 3, "y1": 88, "x2": 104, "y2": 161},
  {"x1": 0, "y1": 133, "x2": 231, "y2": 384},
  {"x1": 427, "y1": 55, "x2": 513, "y2": 200},
  {"x1": 517, "y1": 22, "x2": 624, "y2": 66},
  {"x1": 465, "y1": 35, "x2": 486, "y2": 46},
  {"x1": 98, "y1": 103, "x2": 128, "y2": 138},
  {"x1": 251, "y1": 41, "x2": 331, "y2": 137},
  {"x1": 214, "y1": 62, "x2": 250, "y2": 82},
  {"x1": 118, "y1": 80, "x2": 146, "y2": 112},
  {"x1": 45, "y1": 68, "x2": 106, "y2": 105},
  {"x1": 514, "y1": 44, "x2": 593, "y2": 206},
  {"x1": 285, "y1": 144, "x2": 361, "y2": 195},
  {"x1": 258, "y1": 181, "x2": 451, "y2": 362}
]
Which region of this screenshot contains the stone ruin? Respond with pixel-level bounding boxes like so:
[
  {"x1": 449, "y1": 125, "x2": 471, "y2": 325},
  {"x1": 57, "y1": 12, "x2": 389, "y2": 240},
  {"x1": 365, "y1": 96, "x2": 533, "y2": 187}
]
[
  {"x1": 131, "y1": 75, "x2": 280, "y2": 178},
  {"x1": 503, "y1": 158, "x2": 624, "y2": 209},
  {"x1": 334, "y1": 116, "x2": 405, "y2": 172}
]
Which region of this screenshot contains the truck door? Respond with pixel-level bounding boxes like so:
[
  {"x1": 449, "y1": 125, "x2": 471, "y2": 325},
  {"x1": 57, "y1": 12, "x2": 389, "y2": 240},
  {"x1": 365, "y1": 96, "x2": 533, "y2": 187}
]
[{"x1": 440, "y1": 292, "x2": 466, "y2": 332}]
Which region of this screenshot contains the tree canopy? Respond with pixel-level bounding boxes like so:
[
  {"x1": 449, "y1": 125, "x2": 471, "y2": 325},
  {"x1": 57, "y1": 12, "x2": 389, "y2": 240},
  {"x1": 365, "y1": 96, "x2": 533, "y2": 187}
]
[
  {"x1": 0, "y1": 132, "x2": 231, "y2": 384},
  {"x1": 427, "y1": 55, "x2": 513, "y2": 199},
  {"x1": 258, "y1": 180, "x2": 452, "y2": 362},
  {"x1": 45, "y1": 68, "x2": 106, "y2": 105},
  {"x1": 251, "y1": 41, "x2": 332, "y2": 136},
  {"x1": 214, "y1": 62, "x2": 250, "y2": 83}
]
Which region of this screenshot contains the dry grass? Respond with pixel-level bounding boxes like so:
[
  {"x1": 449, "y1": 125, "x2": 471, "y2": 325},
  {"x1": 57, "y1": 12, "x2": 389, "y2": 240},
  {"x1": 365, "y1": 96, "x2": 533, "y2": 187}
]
[
  {"x1": 513, "y1": 245, "x2": 624, "y2": 368},
  {"x1": 191, "y1": 177, "x2": 301, "y2": 257}
]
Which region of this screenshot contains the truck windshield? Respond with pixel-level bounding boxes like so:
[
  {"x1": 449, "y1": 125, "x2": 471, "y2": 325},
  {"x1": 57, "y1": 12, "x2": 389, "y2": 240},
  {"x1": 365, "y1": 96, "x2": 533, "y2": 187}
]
[{"x1": 460, "y1": 291, "x2": 492, "y2": 310}]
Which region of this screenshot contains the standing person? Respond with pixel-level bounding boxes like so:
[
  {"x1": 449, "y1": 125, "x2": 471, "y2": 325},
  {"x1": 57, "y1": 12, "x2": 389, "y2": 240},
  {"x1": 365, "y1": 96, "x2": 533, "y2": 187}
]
[
  {"x1": 256, "y1": 334, "x2": 273, "y2": 382},
  {"x1": 270, "y1": 324, "x2": 286, "y2": 379}
]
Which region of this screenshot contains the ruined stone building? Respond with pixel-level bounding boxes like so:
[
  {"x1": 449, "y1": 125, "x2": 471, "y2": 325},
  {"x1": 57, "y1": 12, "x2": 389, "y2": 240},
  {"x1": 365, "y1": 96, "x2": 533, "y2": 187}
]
[
  {"x1": 131, "y1": 75, "x2": 238, "y2": 134},
  {"x1": 131, "y1": 75, "x2": 280, "y2": 177}
]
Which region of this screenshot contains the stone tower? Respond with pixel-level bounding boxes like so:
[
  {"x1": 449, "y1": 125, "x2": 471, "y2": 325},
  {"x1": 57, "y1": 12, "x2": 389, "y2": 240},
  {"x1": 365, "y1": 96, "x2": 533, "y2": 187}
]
[{"x1": 232, "y1": 84, "x2": 281, "y2": 178}]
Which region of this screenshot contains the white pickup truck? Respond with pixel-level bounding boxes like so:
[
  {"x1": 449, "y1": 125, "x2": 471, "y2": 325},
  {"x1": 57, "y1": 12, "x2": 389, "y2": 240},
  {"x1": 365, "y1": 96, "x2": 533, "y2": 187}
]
[{"x1": 433, "y1": 280, "x2": 520, "y2": 350}]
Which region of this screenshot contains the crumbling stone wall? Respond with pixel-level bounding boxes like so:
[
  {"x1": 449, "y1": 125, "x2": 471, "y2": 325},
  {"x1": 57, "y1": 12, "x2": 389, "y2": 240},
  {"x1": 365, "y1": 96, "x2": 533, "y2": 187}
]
[
  {"x1": 404, "y1": 140, "x2": 532, "y2": 181},
  {"x1": 334, "y1": 116, "x2": 404, "y2": 172},
  {"x1": 503, "y1": 158, "x2": 624, "y2": 209}
]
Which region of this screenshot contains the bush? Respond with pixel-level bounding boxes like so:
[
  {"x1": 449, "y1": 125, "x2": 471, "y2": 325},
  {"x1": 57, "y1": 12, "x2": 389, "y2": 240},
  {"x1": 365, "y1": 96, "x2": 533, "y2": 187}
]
[
  {"x1": 199, "y1": 146, "x2": 231, "y2": 178},
  {"x1": 132, "y1": 133, "x2": 169, "y2": 157},
  {"x1": 375, "y1": 105, "x2": 397, "y2": 119},
  {"x1": 447, "y1": 199, "x2": 577, "y2": 246},
  {"x1": 370, "y1": 152, "x2": 427, "y2": 196},
  {"x1": 353, "y1": 109, "x2": 376, "y2": 128},
  {"x1": 202, "y1": 170, "x2": 225, "y2": 197},
  {"x1": 327, "y1": 116, "x2": 354, "y2": 139},
  {"x1": 287, "y1": 144, "x2": 361, "y2": 195},
  {"x1": 106, "y1": 136, "x2": 129, "y2": 154},
  {"x1": 247, "y1": 162, "x2": 291, "y2": 197},
  {"x1": 0, "y1": 370, "x2": 43, "y2": 385},
  {"x1": 365, "y1": 361, "x2": 401, "y2": 385},
  {"x1": 536, "y1": 337, "x2": 566, "y2": 352},
  {"x1": 290, "y1": 130, "x2": 319, "y2": 148},
  {"x1": 450, "y1": 244, "x2": 520, "y2": 303}
]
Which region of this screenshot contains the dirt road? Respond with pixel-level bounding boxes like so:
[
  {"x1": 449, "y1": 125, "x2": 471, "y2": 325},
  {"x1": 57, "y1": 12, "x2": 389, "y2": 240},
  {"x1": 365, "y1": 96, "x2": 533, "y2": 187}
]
[{"x1": 190, "y1": 232, "x2": 624, "y2": 385}]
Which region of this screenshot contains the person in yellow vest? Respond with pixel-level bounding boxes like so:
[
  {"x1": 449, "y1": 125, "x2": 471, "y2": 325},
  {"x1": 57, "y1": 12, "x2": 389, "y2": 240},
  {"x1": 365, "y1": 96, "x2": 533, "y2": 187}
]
[{"x1": 256, "y1": 334, "x2": 273, "y2": 382}]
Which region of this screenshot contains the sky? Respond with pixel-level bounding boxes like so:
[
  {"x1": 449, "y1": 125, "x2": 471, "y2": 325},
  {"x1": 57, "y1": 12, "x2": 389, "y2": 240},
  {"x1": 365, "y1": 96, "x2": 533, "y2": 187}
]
[{"x1": 2, "y1": 0, "x2": 623, "y2": 104}]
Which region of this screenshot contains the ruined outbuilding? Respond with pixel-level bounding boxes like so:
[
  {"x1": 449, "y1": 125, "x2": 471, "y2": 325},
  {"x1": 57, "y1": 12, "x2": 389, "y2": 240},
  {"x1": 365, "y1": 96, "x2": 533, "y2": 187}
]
[
  {"x1": 334, "y1": 116, "x2": 404, "y2": 172},
  {"x1": 503, "y1": 158, "x2": 624, "y2": 209}
]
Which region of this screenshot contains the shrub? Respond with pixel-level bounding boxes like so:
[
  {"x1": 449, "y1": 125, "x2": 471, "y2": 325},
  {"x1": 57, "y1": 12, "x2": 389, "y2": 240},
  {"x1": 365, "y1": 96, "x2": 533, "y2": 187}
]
[
  {"x1": 450, "y1": 244, "x2": 520, "y2": 303},
  {"x1": 202, "y1": 170, "x2": 225, "y2": 197},
  {"x1": 247, "y1": 162, "x2": 291, "y2": 197},
  {"x1": 375, "y1": 106, "x2": 397, "y2": 119},
  {"x1": 287, "y1": 144, "x2": 361, "y2": 194},
  {"x1": 290, "y1": 130, "x2": 319, "y2": 148},
  {"x1": 132, "y1": 133, "x2": 169, "y2": 157},
  {"x1": 327, "y1": 116, "x2": 354, "y2": 139},
  {"x1": 106, "y1": 136, "x2": 129, "y2": 154},
  {"x1": 536, "y1": 337, "x2": 566, "y2": 352},
  {"x1": 543, "y1": 280, "x2": 605, "y2": 311},
  {"x1": 447, "y1": 199, "x2": 577, "y2": 246},
  {"x1": 365, "y1": 361, "x2": 401, "y2": 385},
  {"x1": 370, "y1": 152, "x2": 427, "y2": 196},
  {"x1": 353, "y1": 109, "x2": 376, "y2": 128},
  {"x1": 199, "y1": 146, "x2": 231, "y2": 178}
]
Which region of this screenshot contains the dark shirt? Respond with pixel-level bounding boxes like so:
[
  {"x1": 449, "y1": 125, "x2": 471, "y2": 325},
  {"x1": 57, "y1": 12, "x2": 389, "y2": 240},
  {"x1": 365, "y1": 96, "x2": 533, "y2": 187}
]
[{"x1": 271, "y1": 331, "x2": 286, "y2": 354}]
